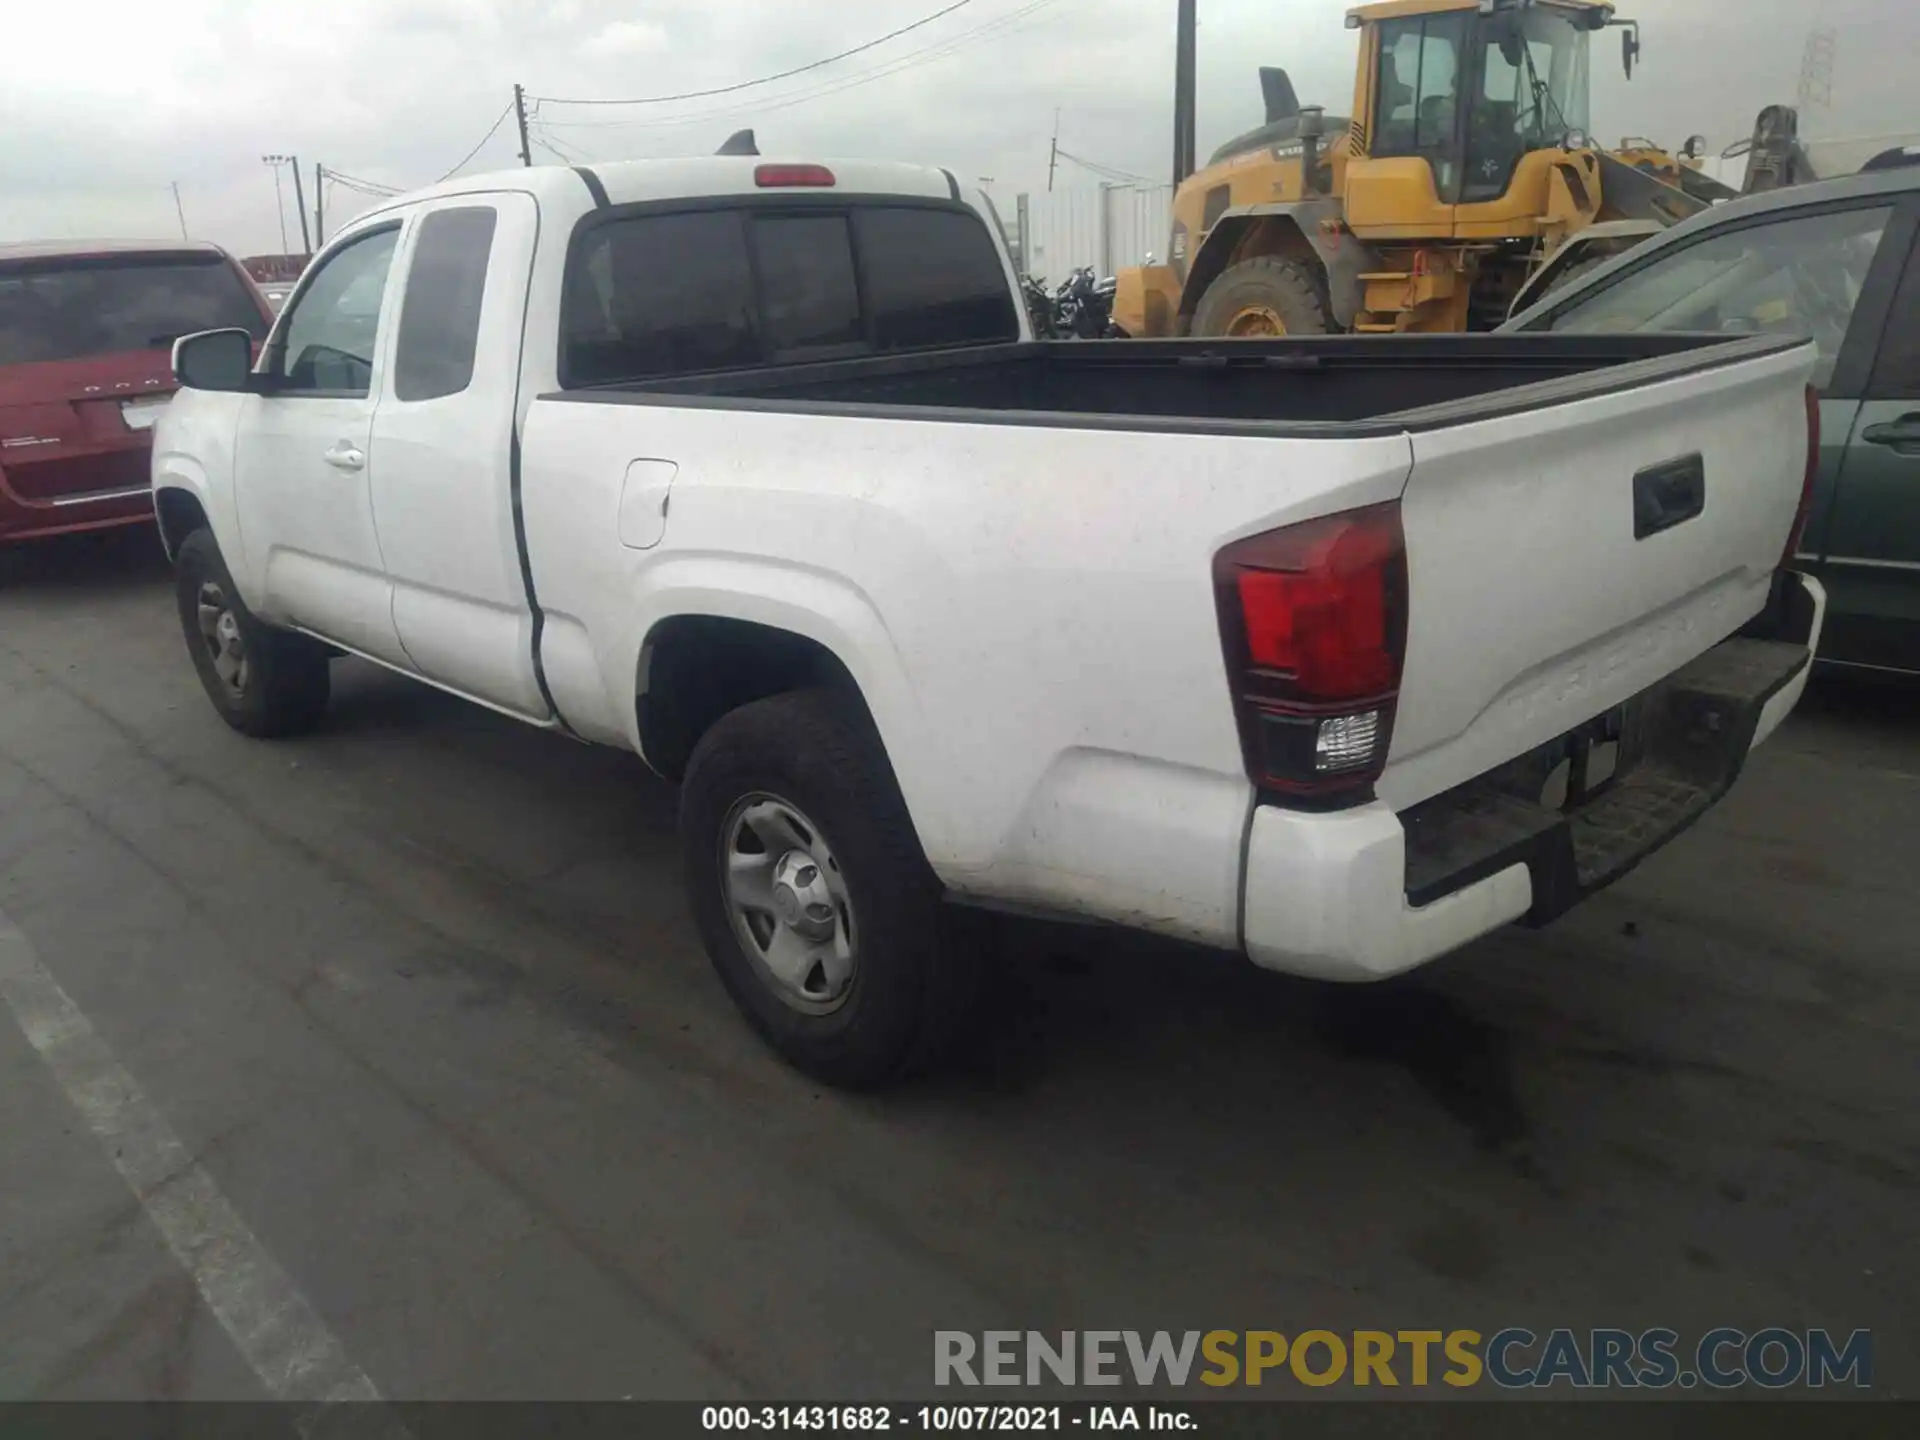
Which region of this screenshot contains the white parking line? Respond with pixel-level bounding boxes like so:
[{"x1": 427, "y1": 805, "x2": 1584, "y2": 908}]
[{"x1": 0, "y1": 905, "x2": 404, "y2": 1433}]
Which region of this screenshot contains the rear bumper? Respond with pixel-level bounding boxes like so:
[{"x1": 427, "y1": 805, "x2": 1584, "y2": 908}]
[
  {"x1": 1242, "y1": 573, "x2": 1824, "y2": 983},
  {"x1": 0, "y1": 470, "x2": 154, "y2": 544}
]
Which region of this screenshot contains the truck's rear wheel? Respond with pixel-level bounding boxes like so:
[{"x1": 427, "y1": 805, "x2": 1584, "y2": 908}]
[
  {"x1": 174, "y1": 529, "x2": 331, "y2": 738},
  {"x1": 1193, "y1": 256, "x2": 1333, "y2": 338},
  {"x1": 679, "y1": 687, "x2": 979, "y2": 1088}
]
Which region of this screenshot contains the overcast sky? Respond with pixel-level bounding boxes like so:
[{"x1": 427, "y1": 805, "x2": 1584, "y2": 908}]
[{"x1": 2, "y1": 0, "x2": 1915, "y2": 256}]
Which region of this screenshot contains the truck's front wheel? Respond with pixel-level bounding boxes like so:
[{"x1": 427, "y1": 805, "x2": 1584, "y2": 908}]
[
  {"x1": 1192, "y1": 256, "x2": 1333, "y2": 338},
  {"x1": 174, "y1": 529, "x2": 331, "y2": 738},
  {"x1": 679, "y1": 688, "x2": 979, "y2": 1088}
]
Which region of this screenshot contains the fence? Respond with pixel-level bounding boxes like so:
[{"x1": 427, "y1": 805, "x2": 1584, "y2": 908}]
[{"x1": 1012, "y1": 183, "x2": 1173, "y2": 282}]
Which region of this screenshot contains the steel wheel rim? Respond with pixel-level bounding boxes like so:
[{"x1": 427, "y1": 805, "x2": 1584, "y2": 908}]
[
  {"x1": 196, "y1": 580, "x2": 249, "y2": 698},
  {"x1": 719, "y1": 794, "x2": 858, "y2": 1016},
  {"x1": 1226, "y1": 305, "x2": 1286, "y2": 337}
]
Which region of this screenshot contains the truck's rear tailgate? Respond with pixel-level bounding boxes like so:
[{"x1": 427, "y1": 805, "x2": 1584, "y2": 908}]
[{"x1": 1381, "y1": 338, "x2": 1817, "y2": 812}]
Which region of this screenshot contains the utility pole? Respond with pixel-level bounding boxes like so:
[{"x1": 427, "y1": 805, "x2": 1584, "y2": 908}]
[
  {"x1": 1048, "y1": 108, "x2": 1060, "y2": 192},
  {"x1": 313, "y1": 162, "x2": 325, "y2": 247},
  {"x1": 262, "y1": 156, "x2": 290, "y2": 253},
  {"x1": 514, "y1": 84, "x2": 534, "y2": 167},
  {"x1": 289, "y1": 156, "x2": 311, "y2": 255},
  {"x1": 1799, "y1": 26, "x2": 1838, "y2": 113},
  {"x1": 1173, "y1": 0, "x2": 1198, "y2": 186},
  {"x1": 171, "y1": 182, "x2": 188, "y2": 239}
]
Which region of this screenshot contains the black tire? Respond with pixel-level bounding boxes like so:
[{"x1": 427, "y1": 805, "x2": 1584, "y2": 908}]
[
  {"x1": 174, "y1": 529, "x2": 331, "y2": 738},
  {"x1": 679, "y1": 687, "x2": 980, "y2": 1088},
  {"x1": 1192, "y1": 256, "x2": 1333, "y2": 338}
]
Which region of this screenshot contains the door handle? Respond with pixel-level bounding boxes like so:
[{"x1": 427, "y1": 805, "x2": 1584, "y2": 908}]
[
  {"x1": 322, "y1": 441, "x2": 366, "y2": 472},
  {"x1": 1861, "y1": 415, "x2": 1920, "y2": 453}
]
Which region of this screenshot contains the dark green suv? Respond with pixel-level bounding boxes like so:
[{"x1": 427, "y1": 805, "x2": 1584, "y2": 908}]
[{"x1": 1506, "y1": 167, "x2": 1920, "y2": 676}]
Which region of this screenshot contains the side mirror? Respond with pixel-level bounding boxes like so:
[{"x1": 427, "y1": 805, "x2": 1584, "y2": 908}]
[
  {"x1": 1621, "y1": 26, "x2": 1642, "y2": 79},
  {"x1": 172, "y1": 328, "x2": 256, "y2": 393}
]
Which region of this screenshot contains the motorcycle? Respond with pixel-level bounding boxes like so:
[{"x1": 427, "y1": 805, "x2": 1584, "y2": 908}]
[
  {"x1": 1021, "y1": 272, "x2": 1058, "y2": 338},
  {"x1": 1021, "y1": 267, "x2": 1128, "y2": 340},
  {"x1": 1054, "y1": 267, "x2": 1125, "y2": 340}
]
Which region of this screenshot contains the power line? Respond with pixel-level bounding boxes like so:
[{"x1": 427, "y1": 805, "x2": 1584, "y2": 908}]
[
  {"x1": 326, "y1": 170, "x2": 403, "y2": 197},
  {"x1": 534, "y1": 137, "x2": 584, "y2": 166},
  {"x1": 530, "y1": 126, "x2": 591, "y2": 165},
  {"x1": 531, "y1": 0, "x2": 977, "y2": 106},
  {"x1": 540, "y1": 0, "x2": 1063, "y2": 131},
  {"x1": 1056, "y1": 148, "x2": 1157, "y2": 186},
  {"x1": 538, "y1": 0, "x2": 1071, "y2": 136},
  {"x1": 435, "y1": 100, "x2": 517, "y2": 182}
]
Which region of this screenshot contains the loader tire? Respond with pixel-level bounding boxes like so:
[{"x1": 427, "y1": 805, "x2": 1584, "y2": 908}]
[{"x1": 1192, "y1": 256, "x2": 1333, "y2": 338}]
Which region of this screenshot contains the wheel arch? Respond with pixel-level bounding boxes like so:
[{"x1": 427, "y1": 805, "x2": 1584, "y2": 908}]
[
  {"x1": 153, "y1": 484, "x2": 210, "y2": 562},
  {"x1": 1181, "y1": 201, "x2": 1377, "y2": 331},
  {"x1": 634, "y1": 602, "x2": 956, "y2": 869},
  {"x1": 636, "y1": 614, "x2": 874, "y2": 783}
]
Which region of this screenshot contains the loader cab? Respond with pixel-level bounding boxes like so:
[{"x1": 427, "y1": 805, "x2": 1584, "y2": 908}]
[{"x1": 1345, "y1": 0, "x2": 1615, "y2": 237}]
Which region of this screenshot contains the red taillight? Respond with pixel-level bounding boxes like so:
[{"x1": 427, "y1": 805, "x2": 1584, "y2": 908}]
[
  {"x1": 1215, "y1": 502, "x2": 1408, "y2": 798},
  {"x1": 1783, "y1": 383, "x2": 1820, "y2": 567},
  {"x1": 754, "y1": 164, "x2": 836, "y2": 188}
]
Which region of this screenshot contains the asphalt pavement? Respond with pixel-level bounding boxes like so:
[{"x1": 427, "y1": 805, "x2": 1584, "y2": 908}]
[{"x1": 1, "y1": 528, "x2": 1916, "y2": 1404}]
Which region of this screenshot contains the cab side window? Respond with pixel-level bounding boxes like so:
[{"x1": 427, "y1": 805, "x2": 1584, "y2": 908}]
[
  {"x1": 393, "y1": 207, "x2": 498, "y2": 403},
  {"x1": 275, "y1": 226, "x2": 401, "y2": 396}
]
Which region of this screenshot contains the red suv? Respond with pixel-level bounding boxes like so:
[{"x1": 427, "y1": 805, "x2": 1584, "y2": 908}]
[{"x1": 1, "y1": 239, "x2": 274, "y2": 545}]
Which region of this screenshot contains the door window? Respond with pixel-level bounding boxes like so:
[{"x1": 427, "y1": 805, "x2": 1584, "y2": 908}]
[
  {"x1": 1372, "y1": 14, "x2": 1469, "y2": 198},
  {"x1": 393, "y1": 207, "x2": 498, "y2": 402},
  {"x1": 1867, "y1": 238, "x2": 1920, "y2": 399},
  {"x1": 275, "y1": 226, "x2": 402, "y2": 396},
  {"x1": 1465, "y1": 10, "x2": 1592, "y2": 201},
  {"x1": 1543, "y1": 204, "x2": 1893, "y2": 389}
]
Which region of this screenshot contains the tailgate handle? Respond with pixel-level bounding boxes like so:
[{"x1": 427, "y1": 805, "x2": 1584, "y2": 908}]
[{"x1": 1633, "y1": 454, "x2": 1706, "y2": 541}]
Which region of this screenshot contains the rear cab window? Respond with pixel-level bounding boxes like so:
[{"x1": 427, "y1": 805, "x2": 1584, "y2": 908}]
[
  {"x1": 560, "y1": 201, "x2": 1019, "y2": 387},
  {"x1": 0, "y1": 252, "x2": 267, "y2": 368}
]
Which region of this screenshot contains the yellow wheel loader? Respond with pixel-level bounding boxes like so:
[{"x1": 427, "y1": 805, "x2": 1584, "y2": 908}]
[{"x1": 1113, "y1": 0, "x2": 1714, "y2": 339}]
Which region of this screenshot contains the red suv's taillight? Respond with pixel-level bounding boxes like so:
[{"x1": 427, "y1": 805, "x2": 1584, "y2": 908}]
[
  {"x1": 1214, "y1": 501, "x2": 1408, "y2": 799},
  {"x1": 1783, "y1": 383, "x2": 1820, "y2": 567}
]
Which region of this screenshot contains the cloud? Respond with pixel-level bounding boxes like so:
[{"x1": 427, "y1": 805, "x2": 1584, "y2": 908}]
[
  {"x1": 582, "y1": 19, "x2": 670, "y2": 59},
  {"x1": 1, "y1": 0, "x2": 1914, "y2": 256}
]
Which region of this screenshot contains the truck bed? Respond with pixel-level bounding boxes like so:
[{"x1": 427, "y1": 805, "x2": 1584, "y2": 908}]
[{"x1": 571, "y1": 332, "x2": 1805, "y2": 435}]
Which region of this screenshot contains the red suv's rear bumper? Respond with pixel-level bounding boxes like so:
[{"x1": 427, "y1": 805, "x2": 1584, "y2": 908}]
[{"x1": 0, "y1": 440, "x2": 154, "y2": 544}]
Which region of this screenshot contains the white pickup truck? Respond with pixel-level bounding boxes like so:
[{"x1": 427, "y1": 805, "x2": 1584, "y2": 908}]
[{"x1": 155, "y1": 157, "x2": 1826, "y2": 1087}]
